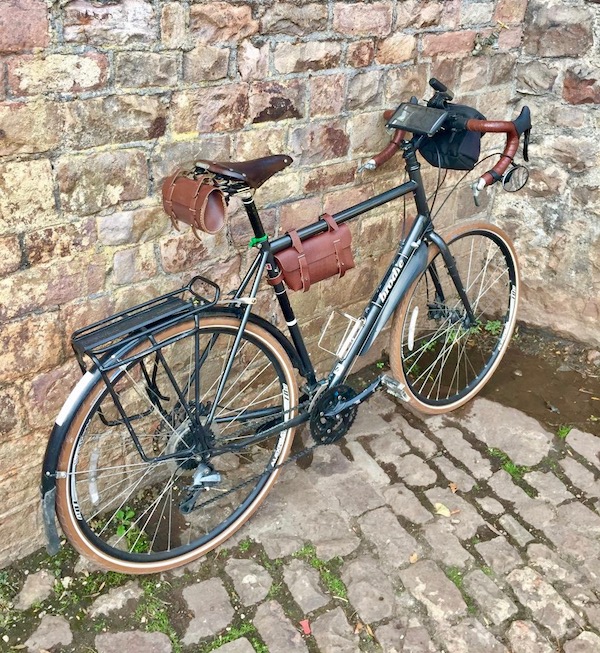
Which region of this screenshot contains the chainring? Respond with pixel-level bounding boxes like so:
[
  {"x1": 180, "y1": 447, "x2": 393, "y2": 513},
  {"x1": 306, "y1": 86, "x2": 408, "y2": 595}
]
[{"x1": 309, "y1": 384, "x2": 358, "y2": 444}]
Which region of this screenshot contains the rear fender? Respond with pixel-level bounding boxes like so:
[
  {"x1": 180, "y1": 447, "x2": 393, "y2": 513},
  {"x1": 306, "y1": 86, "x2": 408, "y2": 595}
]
[{"x1": 39, "y1": 307, "x2": 300, "y2": 553}]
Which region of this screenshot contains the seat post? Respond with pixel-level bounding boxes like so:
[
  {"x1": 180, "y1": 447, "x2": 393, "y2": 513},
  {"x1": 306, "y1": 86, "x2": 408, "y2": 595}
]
[{"x1": 241, "y1": 195, "x2": 267, "y2": 239}]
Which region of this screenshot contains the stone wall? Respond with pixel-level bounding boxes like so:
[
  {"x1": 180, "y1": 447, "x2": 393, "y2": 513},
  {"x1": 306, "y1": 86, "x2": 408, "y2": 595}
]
[{"x1": 0, "y1": 0, "x2": 598, "y2": 565}]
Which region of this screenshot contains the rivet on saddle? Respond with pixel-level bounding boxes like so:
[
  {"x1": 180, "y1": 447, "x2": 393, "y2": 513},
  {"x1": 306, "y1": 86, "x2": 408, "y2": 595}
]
[{"x1": 194, "y1": 154, "x2": 293, "y2": 189}]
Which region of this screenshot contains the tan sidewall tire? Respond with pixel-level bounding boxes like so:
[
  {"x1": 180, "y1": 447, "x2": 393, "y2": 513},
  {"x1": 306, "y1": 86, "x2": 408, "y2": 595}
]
[
  {"x1": 389, "y1": 221, "x2": 520, "y2": 415},
  {"x1": 55, "y1": 316, "x2": 299, "y2": 574}
]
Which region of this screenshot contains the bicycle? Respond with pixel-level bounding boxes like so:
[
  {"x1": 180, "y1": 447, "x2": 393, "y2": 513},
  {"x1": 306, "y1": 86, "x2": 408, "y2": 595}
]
[{"x1": 41, "y1": 79, "x2": 532, "y2": 573}]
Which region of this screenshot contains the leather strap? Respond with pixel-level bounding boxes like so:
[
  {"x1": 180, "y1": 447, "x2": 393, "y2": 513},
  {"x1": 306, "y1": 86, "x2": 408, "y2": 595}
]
[
  {"x1": 289, "y1": 230, "x2": 310, "y2": 292},
  {"x1": 164, "y1": 170, "x2": 184, "y2": 230},
  {"x1": 321, "y1": 214, "x2": 345, "y2": 278}
]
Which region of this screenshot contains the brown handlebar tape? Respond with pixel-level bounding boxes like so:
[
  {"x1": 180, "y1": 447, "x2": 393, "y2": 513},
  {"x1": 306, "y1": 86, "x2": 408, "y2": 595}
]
[{"x1": 467, "y1": 119, "x2": 519, "y2": 186}]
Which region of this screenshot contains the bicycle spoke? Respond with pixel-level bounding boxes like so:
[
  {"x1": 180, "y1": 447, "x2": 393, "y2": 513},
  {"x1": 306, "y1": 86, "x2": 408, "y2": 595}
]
[
  {"x1": 60, "y1": 317, "x2": 297, "y2": 569},
  {"x1": 394, "y1": 227, "x2": 518, "y2": 410}
]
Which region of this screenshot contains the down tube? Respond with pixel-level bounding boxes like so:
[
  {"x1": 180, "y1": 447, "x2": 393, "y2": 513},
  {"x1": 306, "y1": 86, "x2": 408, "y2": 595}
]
[{"x1": 329, "y1": 239, "x2": 430, "y2": 387}]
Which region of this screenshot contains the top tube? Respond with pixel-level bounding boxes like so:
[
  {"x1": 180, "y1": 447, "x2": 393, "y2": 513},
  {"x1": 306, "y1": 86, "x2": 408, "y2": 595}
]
[{"x1": 269, "y1": 179, "x2": 418, "y2": 256}]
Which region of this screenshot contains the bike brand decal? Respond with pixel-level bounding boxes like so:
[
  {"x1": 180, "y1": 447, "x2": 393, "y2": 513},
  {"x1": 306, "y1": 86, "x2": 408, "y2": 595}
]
[
  {"x1": 72, "y1": 498, "x2": 83, "y2": 521},
  {"x1": 271, "y1": 383, "x2": 290, "y2": 464},
  {"x1": 378, "y1": 261, "x2": 404, "y2": 304},
  {"x1": 71, "y1": 438, "x2": 83, "y2": 519}
]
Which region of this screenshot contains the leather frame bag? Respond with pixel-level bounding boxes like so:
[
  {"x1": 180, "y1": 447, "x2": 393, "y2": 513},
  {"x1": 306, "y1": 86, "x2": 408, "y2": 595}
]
[
  {"x1": 162, "y1": 171, "x2": 227, "y2": 236},
  {"x1": 269, "y1": 214, "x2": 355, "y2": 292}
]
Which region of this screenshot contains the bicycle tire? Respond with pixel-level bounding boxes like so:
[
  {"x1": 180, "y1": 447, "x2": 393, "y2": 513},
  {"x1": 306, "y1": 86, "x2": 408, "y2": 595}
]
[
  {"x1": 55, "y1": 315, "x2": 299, "y2": 574},
  {"x1": 389, "y1": 221, "x2": 519, "y2": 414}
]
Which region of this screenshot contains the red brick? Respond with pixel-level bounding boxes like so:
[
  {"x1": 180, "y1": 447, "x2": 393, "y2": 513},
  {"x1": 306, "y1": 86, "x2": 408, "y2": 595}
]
[
  {"x1": 190, "y1": 2, "x2": 258, "y2": 42},
  {"x1": 280, "y1": 196, "x2": 323, "y2": 233},
  {"x1": 8, "y1": 52, "x2": 109, "y2": 95},
  {"x1": 494, "y1": 0, "x2": 528, "y2": 24},
  {"x1": 0, "y1": 0, "x2": 48, "y2": 54},
  {"x1": 64, "y1": 0, "x2": 157, "y2": 45},
  {"x1": 563, "y1": 67, "x2": 600, "y2": 105},
  {"x1": 333, "y1": 2, "x2": 393, "y2": 36},
  {"x1": 422, "y1": 31, "x2": 476, "y2": 57},
  {"x1": 347, "y1": 41, "x2": 375, "y2": 68},
  {"x1": 309, "y1": 74, "x2": 346, "y2": 117}
]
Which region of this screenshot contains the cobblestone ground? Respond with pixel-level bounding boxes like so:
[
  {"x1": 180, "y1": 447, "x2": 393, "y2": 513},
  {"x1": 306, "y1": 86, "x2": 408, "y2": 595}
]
[{"x1": 4, "y1": 395, "x2": 600, "y2": 653}]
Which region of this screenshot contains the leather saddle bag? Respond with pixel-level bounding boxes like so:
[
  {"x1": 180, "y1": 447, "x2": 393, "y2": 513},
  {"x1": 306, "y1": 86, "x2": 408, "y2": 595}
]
[
  {"x1": 269, "y1": 214, "x2": 355, "y2": 292},
  {"x1": 162, "y1": 171, "x2": 227, "y2": 236}
]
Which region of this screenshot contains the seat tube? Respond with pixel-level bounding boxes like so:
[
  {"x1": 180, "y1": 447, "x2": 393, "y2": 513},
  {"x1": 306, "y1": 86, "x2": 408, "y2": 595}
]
[
  {"x1": 261, "y1": 242, "x2": 317, "y2": 387},
  {"x1": 243, "y1": 196, "x2": 317, "y2": 386}
]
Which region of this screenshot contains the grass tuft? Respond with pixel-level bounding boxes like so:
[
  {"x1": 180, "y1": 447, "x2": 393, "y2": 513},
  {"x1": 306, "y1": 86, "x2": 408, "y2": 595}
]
[{"x1": 293, "y1": 545, "x2": 347, "y2": 600}]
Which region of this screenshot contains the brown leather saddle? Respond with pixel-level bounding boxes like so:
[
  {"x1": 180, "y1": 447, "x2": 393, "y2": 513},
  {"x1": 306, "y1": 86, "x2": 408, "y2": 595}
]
[{"x1": 195, "y1": 154, "x2": 293, "y2": 190}]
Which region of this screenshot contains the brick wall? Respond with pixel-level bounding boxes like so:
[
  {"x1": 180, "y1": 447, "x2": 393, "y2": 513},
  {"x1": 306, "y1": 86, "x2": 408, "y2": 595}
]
[{"x1": 0, "y1": 0, "x2": 598, "y2": 565}]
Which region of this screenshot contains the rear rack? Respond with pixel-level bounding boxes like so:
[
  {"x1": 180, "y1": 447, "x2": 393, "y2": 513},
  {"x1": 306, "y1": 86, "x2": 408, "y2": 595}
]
[{"x1": 71, "y1": 275, "x2": 220, "y2": 372}]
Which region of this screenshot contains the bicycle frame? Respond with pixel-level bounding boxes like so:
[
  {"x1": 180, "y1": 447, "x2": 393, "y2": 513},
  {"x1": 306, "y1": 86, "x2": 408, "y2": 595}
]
[{"x1": 224, "y1": 139, "x2": 477, "y2": 405}]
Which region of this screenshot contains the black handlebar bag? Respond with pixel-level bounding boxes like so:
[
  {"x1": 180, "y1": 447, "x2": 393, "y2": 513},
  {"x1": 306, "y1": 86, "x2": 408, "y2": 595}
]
[{"x1": 419, "y1": 104, "x2": 486, "y2": 171}]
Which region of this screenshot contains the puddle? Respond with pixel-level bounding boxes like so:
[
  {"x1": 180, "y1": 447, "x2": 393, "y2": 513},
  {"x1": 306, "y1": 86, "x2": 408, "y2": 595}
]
[
  {"x1": 351, "y1": 325, "x2": 600, "y2": 438},
  {"x1": 481, "y1": 326, "x2": 600, "y2": 438}
]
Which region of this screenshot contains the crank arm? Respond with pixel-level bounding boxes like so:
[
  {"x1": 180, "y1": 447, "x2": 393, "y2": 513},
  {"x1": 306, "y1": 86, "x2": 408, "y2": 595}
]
[{"x1": 323, "y1": 376, "x2": 383, "y2": 418}]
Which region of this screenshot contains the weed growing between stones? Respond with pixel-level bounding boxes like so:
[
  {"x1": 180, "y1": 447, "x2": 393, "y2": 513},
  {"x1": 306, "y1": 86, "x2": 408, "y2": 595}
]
[
  {"x1": 135, "y1": 579, "x2": 182, "y2": 653},
  {"x1": 258, "y1": 550, "x2": 284, "y2": 574},
  {"x1": 198, "y1": 622, "x2": 256, "y2": 653},
  {"x1": 238, "y1": 538, "x2": 253, "y2": 553},
  {"x1": 488, "y1": 448, "x2": 531, "y2": 482},
  {"x1": 445, "y1": 566, "x2": 477, "y2": 615},
  {"x1": 293, "y1": 544, "x2": 347, "y2": 600},
  {"x1": 557, "y1": 424, "x2": 573, "y2": 440},
  {"x1": 0, "y1": 570, "x2": 19, "y2": 631}
]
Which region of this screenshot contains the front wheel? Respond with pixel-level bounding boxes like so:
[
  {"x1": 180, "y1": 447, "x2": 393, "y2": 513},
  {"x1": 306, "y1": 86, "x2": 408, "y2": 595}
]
[
  {"x1": 389, "y1": 222, "x2": 519, "y2": 414},
  {"x1": 55, "y1": 315, "x2": 299, "y2": 573}
]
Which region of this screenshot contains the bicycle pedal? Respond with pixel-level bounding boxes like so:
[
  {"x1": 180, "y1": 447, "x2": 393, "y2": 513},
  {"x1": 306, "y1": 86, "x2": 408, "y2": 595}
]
[{"x1": 381, "y1": 374, "x2": 409, "y2": 402}]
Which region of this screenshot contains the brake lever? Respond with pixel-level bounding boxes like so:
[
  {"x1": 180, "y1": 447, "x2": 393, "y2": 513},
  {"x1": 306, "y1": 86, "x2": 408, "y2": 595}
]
[{"x1": 471, "y1": 178, "x2": 486, "y2": 207}]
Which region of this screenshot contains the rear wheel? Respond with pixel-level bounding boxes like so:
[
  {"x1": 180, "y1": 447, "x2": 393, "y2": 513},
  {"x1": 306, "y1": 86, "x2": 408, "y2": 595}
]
[
  {"x1": 390, "y1": 222, "x2": 519, "y2": 414},
  {"x1": 55, "y1": 315, "x2": 298, "y2": 573}
]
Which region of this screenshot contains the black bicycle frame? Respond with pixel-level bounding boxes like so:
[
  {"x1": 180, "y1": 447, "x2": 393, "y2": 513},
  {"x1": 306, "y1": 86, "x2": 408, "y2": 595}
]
[{"x1": 210, "y1": 138, "x2": 477, "y2": 430}]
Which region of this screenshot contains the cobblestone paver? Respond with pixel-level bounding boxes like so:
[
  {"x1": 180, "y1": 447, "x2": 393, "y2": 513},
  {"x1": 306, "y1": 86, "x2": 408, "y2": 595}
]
[{"x1": 5, "y1": 395, "x2": 600, "y2": 653}]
